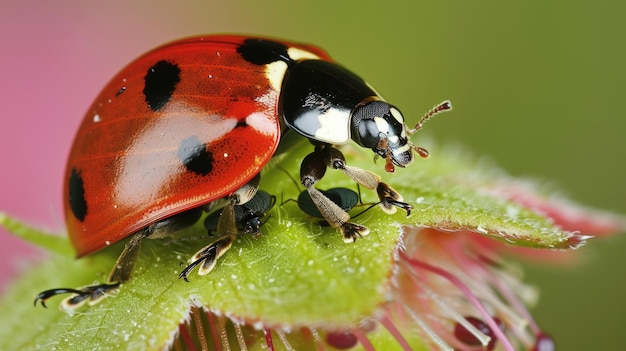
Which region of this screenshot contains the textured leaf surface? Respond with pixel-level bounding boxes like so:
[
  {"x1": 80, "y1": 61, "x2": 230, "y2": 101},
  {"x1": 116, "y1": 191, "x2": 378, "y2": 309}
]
[{"x1": 0, "y1": 141, "x2": 586, "y2": 350}]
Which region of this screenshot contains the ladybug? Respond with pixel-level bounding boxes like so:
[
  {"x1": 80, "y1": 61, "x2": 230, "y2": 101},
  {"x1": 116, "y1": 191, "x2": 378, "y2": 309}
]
[{"x1": 34, "y1": 35, "x2": 450, "y2": 308}]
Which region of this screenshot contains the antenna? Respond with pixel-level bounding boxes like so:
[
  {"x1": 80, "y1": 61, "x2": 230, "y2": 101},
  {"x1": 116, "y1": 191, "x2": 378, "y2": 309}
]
[{"x1": 408, "y1": 100, "x2": 452, "y2": 135}]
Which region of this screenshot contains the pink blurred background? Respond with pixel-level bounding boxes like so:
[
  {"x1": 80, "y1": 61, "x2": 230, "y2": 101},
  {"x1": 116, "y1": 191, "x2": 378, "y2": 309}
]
[{"x1": 0, "y1": 1, "x2": 266, "y2": 290}]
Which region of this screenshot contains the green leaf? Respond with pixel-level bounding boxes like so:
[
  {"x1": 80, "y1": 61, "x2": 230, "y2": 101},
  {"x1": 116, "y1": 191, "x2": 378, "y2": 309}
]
[
  {"x1": 0, "y1": 212, "x2": 73, "y2": 257},
  {"x1": 0, "y1": 141, "x2": 587, "y2": 350}
]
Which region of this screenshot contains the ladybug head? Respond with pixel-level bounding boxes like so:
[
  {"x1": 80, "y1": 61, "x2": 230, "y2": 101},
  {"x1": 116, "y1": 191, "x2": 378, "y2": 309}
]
[{"x1": 351, "y1": 99, "x2": 451, "y2": 173}]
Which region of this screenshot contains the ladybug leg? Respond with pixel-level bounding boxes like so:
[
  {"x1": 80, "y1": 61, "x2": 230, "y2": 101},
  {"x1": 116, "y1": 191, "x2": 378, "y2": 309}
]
[
  {"x1": 300, "y1": 145, "x2": 413, "y2": 242},
  {"x1": 108, "y1": 231, "x2": 149, "y2": 283},
  {"x1": 322, "y1": 146, "x2": 412, "y2": 215},
  {"x1": 34, "y1": 283, "x2": 121, "y2": 309},
  {"x1": 300, "y1": 149, "x2": 369, "y2": 242},
  {"x1": 33, "y1": 232, "x2": 145, "y2": 309},
  {"x1": 34, "y1": 208, "x2": 203, "y2": 309},
  {"x1": 108, "y1": 207, "x2": 203, "y2": 282},
  {"x1": 34, "y1": 232, "x2": 143, "y2": 309},
  {"x1": 179, "y1": 175, "x2": 260, "y2": 281},
  {"x1": 179, "y1": 204, "x2": 237, "y2": 281}
]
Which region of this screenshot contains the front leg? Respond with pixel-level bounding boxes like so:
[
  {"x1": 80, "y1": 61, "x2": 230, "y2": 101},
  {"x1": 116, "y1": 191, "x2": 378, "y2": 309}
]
[
  {"x1": 34, "y1": 208, "x2": 204, "y2": 309},
  {"x1": 300, "y1": 149, "x2": 369, "y2": 242},
  {"x1": 180, "y1": 174, "x2": 260, "y2": 280},
  {"x1": 322, "y1": 146, "x2": 412, "y2": 215}
]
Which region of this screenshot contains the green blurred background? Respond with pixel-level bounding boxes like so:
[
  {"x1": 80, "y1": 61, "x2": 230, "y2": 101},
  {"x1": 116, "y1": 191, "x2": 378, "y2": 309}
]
[
  {"x1": 237, "y1": 3, "x2": 626, "y2": 348},
  {"x1": 3, "y1": 1, "x2": 624, "y2": 349}
]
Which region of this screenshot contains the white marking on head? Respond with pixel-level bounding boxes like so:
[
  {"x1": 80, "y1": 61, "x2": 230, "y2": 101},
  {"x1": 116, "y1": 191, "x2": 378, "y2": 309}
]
[
  {"x1": 390, "y1": 107, "x2": 404, "y2": 123},
  {"x1": 392, "y1": 143, "x2": 412, "y2": 156},
  {"x1": 389, "y1": 107, "x2": 408, "y2": 138},
  {"x1": 264, "y1": 61, "x2": 289, "y2": 93},
  {"x1": 313, "y1": 109, "x2": 351, "y2": 144},
  {"x1": 287, "y1": 48, "x2": 321, "y2": 61},
  {"x1": 374, "y1": 116, "x2": 389, "y2": 135}
]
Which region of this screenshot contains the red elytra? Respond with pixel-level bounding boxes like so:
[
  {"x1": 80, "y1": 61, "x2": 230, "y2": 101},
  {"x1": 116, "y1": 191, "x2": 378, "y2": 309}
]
[{"x1": 65, "y1": 36, "x2": 332, "y2": 257}]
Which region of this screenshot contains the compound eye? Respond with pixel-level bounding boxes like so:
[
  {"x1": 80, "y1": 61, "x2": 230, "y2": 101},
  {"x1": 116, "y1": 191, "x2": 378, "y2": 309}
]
[
  {"x1": 352, "y1": 100, "x2": 394, "y2": 147},
  {"x1": 356, "y1": 119, "x2": 382, "y2": 149}
]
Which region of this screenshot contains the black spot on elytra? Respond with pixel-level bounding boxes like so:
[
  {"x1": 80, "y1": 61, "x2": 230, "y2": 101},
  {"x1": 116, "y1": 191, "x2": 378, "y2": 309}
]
[
  {"x1": 235, "y1": 119, "x2": 248, "y2": 128},
  {"x1": 177, "y1": 136, "x2": 214, "y2": 176},
  {"x1": 237, "y1": 39, "x2": 291, "y2": 65},
  {"x1": 68, "y1": 168, "x2": 88, "y2": 222},
  {"x1": 143, "y1": 60, "x2": 181, "y2": 111}
]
